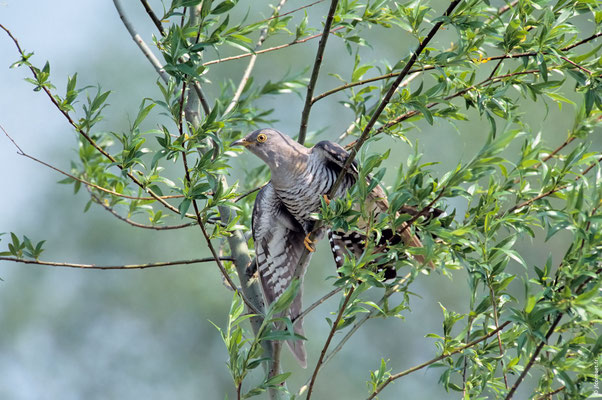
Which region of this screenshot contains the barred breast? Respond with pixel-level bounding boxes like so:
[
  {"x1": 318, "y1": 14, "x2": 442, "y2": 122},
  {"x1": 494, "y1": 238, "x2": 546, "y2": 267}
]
[{"x1": 274, "y1": 154, "x2": 355, "y2": 230}]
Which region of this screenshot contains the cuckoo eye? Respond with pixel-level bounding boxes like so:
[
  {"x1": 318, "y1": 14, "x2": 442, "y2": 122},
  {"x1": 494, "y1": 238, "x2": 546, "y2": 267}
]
[{"x1": 256, "y1": 133, "x2": 267, "y2": 143}]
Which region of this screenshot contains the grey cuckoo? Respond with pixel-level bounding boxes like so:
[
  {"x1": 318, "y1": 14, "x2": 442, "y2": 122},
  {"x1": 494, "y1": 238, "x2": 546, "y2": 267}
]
[{"x1": 232, "y1": 128, "x2": 433, "y2": 367}]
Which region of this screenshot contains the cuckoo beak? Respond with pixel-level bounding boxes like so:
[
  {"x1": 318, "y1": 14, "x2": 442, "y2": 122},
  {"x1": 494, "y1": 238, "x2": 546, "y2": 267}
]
[{"x1": 231, "y1": 138, "x2": 250, "y2": 147}]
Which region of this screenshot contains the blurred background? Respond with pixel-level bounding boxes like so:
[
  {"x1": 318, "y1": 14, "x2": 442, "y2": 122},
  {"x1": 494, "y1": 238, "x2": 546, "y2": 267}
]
[{"x1": 0, "y1": 1, "x2": 598, "y2": 399}]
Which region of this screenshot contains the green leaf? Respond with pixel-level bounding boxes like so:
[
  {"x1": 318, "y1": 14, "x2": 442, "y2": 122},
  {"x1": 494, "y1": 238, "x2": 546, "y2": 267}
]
[
  {"x1": 211, "y1": 1, "x2": 234, "y2": 14},
  {"x1": 574, "y1": 284, "x2": 600, "y2": 305},
  {"x1": 264, "y1": 372, "x2": 291, "y2": 387},
  {"x1": 133, "y1": 102, "x2": 155, "y2": 130},
  {"x1": 352, "y1": 65, "x2": 373, "y2": 82},
  {"x1": 270, "y1": 279, "x2": 300, "y2": 314},
  {"x1": 525, "y1": 296, "x2": 537, "y2": 313},
  {"x1": 178, "y1": 198, "x2": 191, "y2": 216}
]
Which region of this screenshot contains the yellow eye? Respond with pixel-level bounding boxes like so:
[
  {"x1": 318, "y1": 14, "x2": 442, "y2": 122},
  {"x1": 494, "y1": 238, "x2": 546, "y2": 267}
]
[{"x1": 256, "y1": 133, "x2": 267, "y2": 143}]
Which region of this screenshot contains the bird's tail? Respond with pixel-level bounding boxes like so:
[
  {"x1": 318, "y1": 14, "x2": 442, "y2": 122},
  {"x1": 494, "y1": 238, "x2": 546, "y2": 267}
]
[
  {"x1": 286, "y1": 291, "x2": 307, "y2": 368},
  {"x1": 286, "y1": 318, "x2": 307, "y2": 368}
]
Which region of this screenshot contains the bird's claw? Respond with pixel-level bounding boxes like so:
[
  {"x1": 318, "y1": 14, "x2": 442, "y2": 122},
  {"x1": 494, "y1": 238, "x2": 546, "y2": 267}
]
[
  {"x1": 303, "y1": 233, "x2": 316, "y2": 252},
  {"x1": 322, "y1": 194, "x2": 331, "y2": 205}
]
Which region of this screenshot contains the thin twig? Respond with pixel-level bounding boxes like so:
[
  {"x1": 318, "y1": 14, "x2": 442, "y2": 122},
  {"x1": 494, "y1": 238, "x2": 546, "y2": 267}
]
[
  {"x1": 0, "y1": 256, "x2": 233, "y2": 270},
  {"x1": 306, "y1": 286, "x2": 355, "y2": 400},
  {"x1": 508, "y1": 156, "x2": 602, "y2": 213},
  {"x1": 139, "y1": 0, "x2": 166, "y2": 36},
  {"x1": 488, "y1": 282, "x2": 509, "y2": 389},
  {"x1": 337, "y1": 71, "x2": 421, "y2": 143},
  {"x1": 224, "y1": 0, "x2": 289, "y2": 115},
  {"x1": 367, "y1": 321, "x2": 512, "y2": 400},
  {"x1": 542, "y1": 136, "x2": 576, "y2": 163},
  {"x1": 504, "y1": 316, "x2": 562, "y2": 400},
  {"x1": 560, "y1": 55, "x2": 593, "y2": 75},
  {"x1": 294, "y1": 287, "x2": 343, "y2": 326},
  {"x1": 315, "y1": 67, "x2": 432, "y2": 105},
  {"x1": 298, "y1": 0, "x2": 340, "y2": 144},
  {"x1": 563, "y1": 32, "x2": 602, "y2": 51},
  {"x1": 496, "y1": 0, "x2": 519, "y2": 16},
  {"x1": 234, "y1": 185, "x2": 263, "y2": 202},
  {"x1": 461, "y1": 315, "x2": 475, "y2": 395},
  {"x1": 113, "y1": 0, "x2": 169, "y2": 82},
  {"x1": 191, "y1": 83, "x2": 211, "y2": 115},
  {"x1": 534, "y1": 386, "x2": 566, "y2": 400},
  {"x1": 89, "y1": 189, "x2": 196, "y2": 230},
  {"x1": 177, "y1": 80, "x2": 260, "y2": 315},
  {"x1": 397, "y1": 188, "x2": 446, "y2": 237},
  {"x1": 487, "y1": 58, "x2": 504, "y2": 80},
  {"x1": 202, "y1": 27, "x2": 344, "y2": 66},
  {"x1": 263, "y1": 0, "x2": 326, "y2": 23},
  {"x1": 297, "y1": 274, "x2": 413, "y2": 397}
]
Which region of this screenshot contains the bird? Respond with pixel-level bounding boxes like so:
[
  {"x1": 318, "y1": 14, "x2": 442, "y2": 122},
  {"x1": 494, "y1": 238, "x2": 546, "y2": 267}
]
[{"x1": 232, "y1": 128, "x2": 435, "y2": 367}]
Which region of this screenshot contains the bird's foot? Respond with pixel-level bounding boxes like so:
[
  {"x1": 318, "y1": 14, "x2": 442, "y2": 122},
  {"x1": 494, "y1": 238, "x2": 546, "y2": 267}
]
[
  {"x1": 303, "y1": 233, "x2": 316, "y2": 252},
  {"x1": 322, "y1": 194, "x2": 331, "y2": 205}
]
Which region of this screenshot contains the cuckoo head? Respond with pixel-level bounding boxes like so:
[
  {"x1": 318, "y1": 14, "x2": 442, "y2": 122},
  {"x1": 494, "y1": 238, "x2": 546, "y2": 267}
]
[{"x1": 232, "y1": 128, "x2": 309, "y2": 174}]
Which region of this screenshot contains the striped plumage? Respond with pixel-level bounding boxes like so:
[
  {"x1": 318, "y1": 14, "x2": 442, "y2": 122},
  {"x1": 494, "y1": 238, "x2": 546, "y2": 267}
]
[{"x1": 232, "y1": 128, "x2": 431, "y2": 367}]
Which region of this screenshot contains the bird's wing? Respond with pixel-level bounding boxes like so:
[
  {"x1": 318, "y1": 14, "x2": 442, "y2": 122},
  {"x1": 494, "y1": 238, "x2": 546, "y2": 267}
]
[
  {"x1": 313, "y1": 140, "x2": 434, "y2": 267},
  {"x1": 312, "y1": 140, "x2": 360, "y2": 177},
  {"x1": 252, "y1": 182, "x2": 310, "y2": 368},
  {"x1": 312, "y1": 140, "x2": 389, "y2": 211}
]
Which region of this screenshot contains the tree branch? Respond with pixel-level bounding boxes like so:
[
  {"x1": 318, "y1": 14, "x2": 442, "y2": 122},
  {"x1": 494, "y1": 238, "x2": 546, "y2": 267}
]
[
  {"x1": 202, "y1": 27, "x2": 344, "y2": 67},
  {"x1": 534, "y1": 386, "x2": 566, "y2": 400},
  {"x1": 508, "y1": 155, "x2": 602, "y2": 213},
  {"x1": 293, "y1": 287, "x2": 343, "y2": 327},
  {"x1": 503, "y1": 315, "x2": 562, "y2": 400},
  {"x1": 298, "y1": 0, "x2": 340, "y2": 144},
  {"x1": 306, "y1": 286, "x2": 355, "y2": 400},
  {"x1": 0, "y1": 256, "x2": 233, "y2": 270},
  {"x1": 367, "y1": 321, "x2": 512, "y2": 400},
  {"x1": 112, "y1": 0, "x2": 170, "y2": 82},
  {"x1": 262, "y1": 0, "x2": 326, "y2": 24},
  {"x1": 139, "y1": 0, "x2": 166, "y2": 36},
  {"x1": 88, "y1": 189, "x2": 196, "y2": 231},
  {"x1": 176, "y1": 81, "x2": 260, "y2": 315},
  {"x1": 488, "y1": 282, "x2": 509, "y2": 389},
  {"x1": 224, "y1": 0, "x2": 289, "y2": 115}
]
